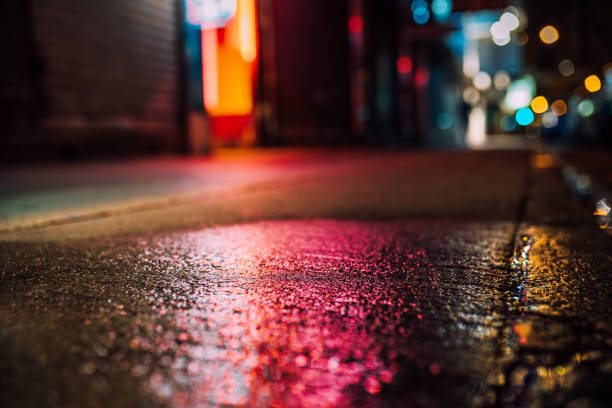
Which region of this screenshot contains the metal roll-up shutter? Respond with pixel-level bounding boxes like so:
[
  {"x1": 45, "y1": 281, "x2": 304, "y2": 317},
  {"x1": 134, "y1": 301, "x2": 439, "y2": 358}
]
[{"x1": 31, "y1": 0, "x2": 184, "y2": 155}]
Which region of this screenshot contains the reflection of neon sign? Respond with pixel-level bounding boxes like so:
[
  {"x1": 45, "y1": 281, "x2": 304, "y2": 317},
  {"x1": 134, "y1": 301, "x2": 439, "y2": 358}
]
[{"x1": 186, "y1": 0, "x2": 237, "y2": 28}]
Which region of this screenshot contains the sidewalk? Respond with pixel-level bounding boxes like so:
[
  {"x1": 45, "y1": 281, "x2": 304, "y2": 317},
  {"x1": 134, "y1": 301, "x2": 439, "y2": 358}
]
[
  {"x1": 0, "y1": 149, "x2": 530, "y2": 241},
  {"x1": 0, "y1": 149, "x2": 389, "y2": 233}
]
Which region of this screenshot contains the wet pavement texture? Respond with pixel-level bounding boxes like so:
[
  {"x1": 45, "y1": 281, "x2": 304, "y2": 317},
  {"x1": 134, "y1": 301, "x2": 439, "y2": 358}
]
[{"x1": 0, "y1": 150, "x2": 611, "y2": 408}]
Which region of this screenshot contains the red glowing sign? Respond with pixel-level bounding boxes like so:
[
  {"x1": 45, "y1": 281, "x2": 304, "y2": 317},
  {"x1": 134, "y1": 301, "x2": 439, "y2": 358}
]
[{"x1": 348, "y1": 16, "x2": 364, "y2": 34}]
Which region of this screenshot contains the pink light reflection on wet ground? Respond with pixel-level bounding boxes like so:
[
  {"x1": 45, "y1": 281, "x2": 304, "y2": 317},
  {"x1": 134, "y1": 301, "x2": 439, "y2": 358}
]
[{"x1": 138, "y1": 220, "x2": 511, "y2": 407}]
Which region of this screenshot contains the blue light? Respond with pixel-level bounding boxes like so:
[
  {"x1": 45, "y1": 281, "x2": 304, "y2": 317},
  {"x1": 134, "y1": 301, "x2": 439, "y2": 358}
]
[
  {"x1": 515, "y1": 107, "x2": 534, "y2": 126},
  {"x1": 413, "y1": 9, "x2": 430, "y2": 25},
  {"x1": 436, "y1": 112, "x2": 453, "y2": 130},
  {"x1": 411, "y1": 0, "x2": 430, "y2": 25},
  {"x1": 411, "y1": 0, "x2": 427, "y2": 12},
  {"x1": 432, "y1": 0, "x2": 452, "y2": 22}
]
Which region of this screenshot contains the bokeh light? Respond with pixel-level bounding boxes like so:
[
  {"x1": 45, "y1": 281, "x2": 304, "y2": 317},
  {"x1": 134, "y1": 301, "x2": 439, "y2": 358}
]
[
  {"x1": 490, "y1": 8, "x2": 520, "y2": 47},
  {"x1": 414, "y1": 67, "x2": 429, "y2": 87},
  {"x1": 490, "y1": 21, "x2": 510, "y2": 46},
  {"x1": 500, "y1": 115, "x2": 517, "y2": 131},
  {"x1": 411, "y1": 0, "x2": 426, "y2": 12},
  {"x1": 397, "y1": 56, "x2": 413, "y2": 74},
  {"x1": 493, "y1": 34, "x2": 511, "y2": 46},
  {"x1": 436, "y1": 112, "x2": 453, "y2": 130},
  {"x1": 539, "y1": 25, "x2": 559, "y2": 44},
  {"x1": 504, "y1": 6, "x2": 525, "y2": 26},
  {"x1": 551, "y1": 99, "x2": 567, "y2": 116},
  {"x1": 413, "y1": 9, "x2": 430, "y2": 24},
  {"x1": 463, "y1": 87, "x2": 480, "y2": 105},
  {"x1": 542, "y1": 112, "x2": 558, "y2": 128},
  {"x1": 473, "y1": 72, "x2": 492, "y2": 90},
  {"x1": 584, "y1": 75, "x2": 602, "y2": 93},
  {"x1": 516, "y1": 107, "x2": 534, "y2": 126},
  {"x1": 348, "y1": 16, "x2": 364, "y2": 34},
  {"x1": 493, "y1": 71, "x2": 510, "y2": 90},
  {"x1": 431, "y1": 0, "x2": 452, "y2": 22},
  {"x1": 490, "y1": 22, "x2": 508, "y2": 39},
  {"x1": 499, "y1": 12, "x2": 519, "y2": 31},
  {"x1": 530, "y1": 96, "x2": 548, "y2": 114},
  {"x1": 513, "y1": 30, "x2": 528, "y2": 46},
  {"x1": 578, "y1": 99, "x2": 594, "y2": 117},
  {"x1": 558, "y1": 59, "x2": 575, "y2": 77},
  {"x1": 411, "y1": 0, "x2": 430, "y2": 25}
]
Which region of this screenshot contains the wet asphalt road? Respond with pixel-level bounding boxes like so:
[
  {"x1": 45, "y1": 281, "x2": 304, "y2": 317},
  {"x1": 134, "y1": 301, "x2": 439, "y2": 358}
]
[{"x1": 0, "y1": 150, "x2": 610, "y2": 408}]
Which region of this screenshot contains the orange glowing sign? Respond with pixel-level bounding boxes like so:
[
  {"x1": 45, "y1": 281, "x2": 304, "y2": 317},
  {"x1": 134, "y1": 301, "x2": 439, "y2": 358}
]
[{"x1": 201, "y1": 0, "x2": 258, "y2": 139}]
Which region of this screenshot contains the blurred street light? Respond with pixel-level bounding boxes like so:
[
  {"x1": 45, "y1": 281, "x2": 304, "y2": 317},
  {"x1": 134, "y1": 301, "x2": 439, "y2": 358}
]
[
  {"x1": 516, "y1": 107, "x2": 535, "y2": 125},
  {"x1": 539, "y1": 25, "x2": 559, "y2": 44},
  {"x1": 578, "y1": 99, "x2": 595, "y2": 117},
  {"x1": 584, "y1": 75, "x2": 602, "y2": 93},
  {"x1": 474, "y1": 72, "x2": 492, "y2": 90},
  {"x1": 551, "y1": 99, "x2": 567, "y2": 116},
  {"x1": 542, "y1": 112, "x2": 558, "y2": 128},
  {"x1": 531, "y1": 96, "x2": 549, "y2": 114},
  {"x1": 558, "y1": 59, "x2": 575, "y2": 76},
  {"x1": 493, "y1": 71, "x2": 510, "y2": 90}
]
